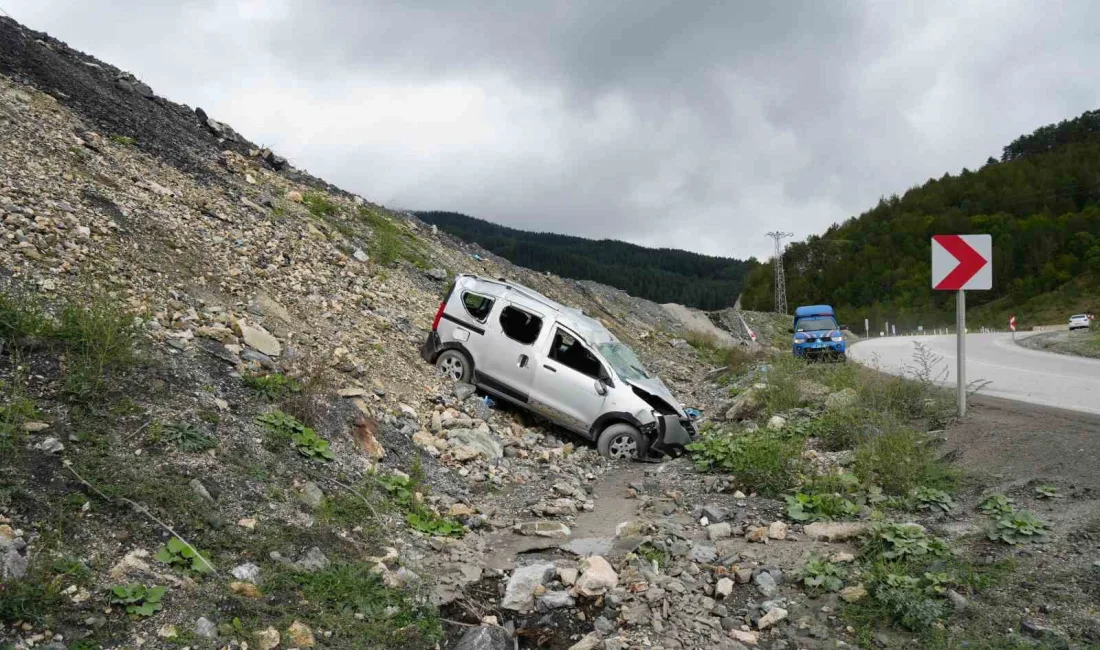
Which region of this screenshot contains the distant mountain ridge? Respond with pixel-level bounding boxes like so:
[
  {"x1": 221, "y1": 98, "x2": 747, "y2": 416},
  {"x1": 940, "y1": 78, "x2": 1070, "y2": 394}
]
[{"x1": 416, "y1": 211, "x2": 757, "y2": 311}]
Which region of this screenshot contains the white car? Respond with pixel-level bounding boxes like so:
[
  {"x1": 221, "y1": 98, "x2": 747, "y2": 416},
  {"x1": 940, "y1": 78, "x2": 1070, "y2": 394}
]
[{"x1": 1069, "y1": 314, "x2": 1091, "y2": 331}]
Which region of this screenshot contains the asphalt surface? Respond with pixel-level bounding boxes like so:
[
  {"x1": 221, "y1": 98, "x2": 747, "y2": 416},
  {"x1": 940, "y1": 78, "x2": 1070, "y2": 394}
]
[{"x1": 850, "y1": 332, "x2": 1100, "y2": 415}]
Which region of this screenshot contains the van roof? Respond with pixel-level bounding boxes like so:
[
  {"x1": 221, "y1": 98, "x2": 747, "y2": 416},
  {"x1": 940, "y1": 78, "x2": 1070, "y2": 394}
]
[
  {"x1": 456, "y1": 274, "x2": 615, "y2": 344},
  {"x1": 794, "y1": 305, "x2": 835, "y2": 317}
]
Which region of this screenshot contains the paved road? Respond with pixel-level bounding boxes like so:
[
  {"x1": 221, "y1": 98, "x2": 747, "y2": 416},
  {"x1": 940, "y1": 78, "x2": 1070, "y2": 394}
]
[{"x1": 850, "y1": 333, "x2": 1100, "y2": 415}]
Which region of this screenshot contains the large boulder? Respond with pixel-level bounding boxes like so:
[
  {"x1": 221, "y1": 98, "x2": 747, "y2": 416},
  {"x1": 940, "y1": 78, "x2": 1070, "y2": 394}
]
[
  {"x1": 446, "y1": 428, "x2": 503, "y2": 460},
  {"x1": 723, "y1": 386, "x2": 764, "y2": 420},
  {"x1": 574, "y1": 556, "x2": 618, "y2": 597},
  {"x1": 501, "y1": 562, "x2": 555, "y2": 611},
  {"x1": 825, "y1": 388, "x2": 859, "y2": 411}
]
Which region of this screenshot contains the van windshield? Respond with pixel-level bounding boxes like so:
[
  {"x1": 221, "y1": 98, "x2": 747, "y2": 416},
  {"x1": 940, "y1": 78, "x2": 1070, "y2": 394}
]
[
  {"x1": 796, "y1": 317, "x2": 837, "y2": 332},
  {"x1": 596, "y1": 342, "x2": 651, "y2": 381}
]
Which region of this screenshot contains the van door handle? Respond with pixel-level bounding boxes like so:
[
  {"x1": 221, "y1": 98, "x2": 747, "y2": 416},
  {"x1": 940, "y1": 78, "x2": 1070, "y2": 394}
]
[
  {"x1": 542, "y1": 364, "x2": 556, "y2": 372},
  {"x1": 518, "y1": 354, "x2": 529, "y2": 368}
]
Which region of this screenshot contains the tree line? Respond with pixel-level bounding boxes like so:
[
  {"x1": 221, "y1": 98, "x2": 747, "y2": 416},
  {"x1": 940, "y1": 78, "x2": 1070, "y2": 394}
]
[{"x1": 415, "y1": 211, "x2": 756, "y2": 310}]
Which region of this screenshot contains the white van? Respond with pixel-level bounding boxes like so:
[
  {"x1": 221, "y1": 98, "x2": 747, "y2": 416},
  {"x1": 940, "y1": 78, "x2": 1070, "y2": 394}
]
[{"x1": 420, "y1": 275, "x2": 695, "y2": 460}]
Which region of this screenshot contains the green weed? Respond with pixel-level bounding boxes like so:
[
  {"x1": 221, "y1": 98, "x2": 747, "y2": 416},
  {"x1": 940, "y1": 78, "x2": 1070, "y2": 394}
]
[
  {"x1": 687, "y1": 429, "x2": 804, "y2": 496},
  {"x1": 377, "y1": 473, "x2": 464, "y2": 537},
  {"x1": 0, "y1": 566, "x2": 62, "y2": 624},
  {"x1": 161, "y1": 421, "x2": 216, "y2": 452},
  {"x1": 0, "y1": 383, "x2": 39, "y2": 451},
  {"x1": 863, "y1": 522, "x2": 951, "y2": 561},
  {"x1": 55, "y1": 296, "x2": 139, "y2": 401},
  {"x1": 110, "y1": 135, "x2": 137, "y2": 146},
  {"x1": 986, "y1": 509, "x2": 1051, "y2": 545},
  {"x1": 0, "y1": 290, "x2": 53, "y2": 351},
  {"x1": 108, "y1": 583, "x2": 166, "y2": 617},
  {"x1": 302, "y1": 192, "x2": 340, "y2": 219},
  {"x1": 853, "y1": 427, "x2": 954, "y2": 495},
  {"x1": 154, "y1": 537, "x2": 214, "y2": 575},
  {"x1": 802, "y1": 554, "x2": 846, "y2": 593},
  {"x1": 978, "y1": 494, "x2": 1015, "y2": 517},
  {"x1": 907, "y1": 486, "x2": 954, "y2": 513},
  {"x1": 243, "y1": 372, "x2": 300, "y2": 401},
  {"x1": 785, "y1": 492, "x2": 861, "y2": 522},
  {"x1": 267, "y1": 562, "x2": 442, "y2": 648},
  {"x1": 360, "y1": 208, "x2": 426, "y2": 267},
  {"x1": 636, "y1": 541, "x2": 670, "y2": 568},
  {"x1": 255, "y1": 410, "x2": 330, "y2": 457}
]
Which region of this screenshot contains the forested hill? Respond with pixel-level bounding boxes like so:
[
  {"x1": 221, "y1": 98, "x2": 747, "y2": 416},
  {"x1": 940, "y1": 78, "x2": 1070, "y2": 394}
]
[
  {"x1": 415, "y1": 211, "x2": 757, "y2": 310},
  {"x1": 740, "y1": 107, "x2": 1100, "y2": 330}
]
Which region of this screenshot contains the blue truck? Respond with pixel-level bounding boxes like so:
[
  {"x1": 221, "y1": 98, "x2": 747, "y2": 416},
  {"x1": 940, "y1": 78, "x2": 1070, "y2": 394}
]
[{"x1": 790, "y1": 305, "x2": 847, "y2": 361}]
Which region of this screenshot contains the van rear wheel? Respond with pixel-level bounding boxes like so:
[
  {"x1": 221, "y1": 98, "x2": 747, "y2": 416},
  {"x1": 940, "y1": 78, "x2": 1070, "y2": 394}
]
[
  {"x1": 597, "y1": 423, "x2": 649, "y2": 461},
  {"x1": 435, "y1": 350, "x2": 472, "y2": 382}
]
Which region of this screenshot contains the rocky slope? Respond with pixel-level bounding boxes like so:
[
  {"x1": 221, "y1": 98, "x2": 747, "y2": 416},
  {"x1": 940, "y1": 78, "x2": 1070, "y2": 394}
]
[{"x1": 0, "y1": 15, "x2": 777, "y2": 650}]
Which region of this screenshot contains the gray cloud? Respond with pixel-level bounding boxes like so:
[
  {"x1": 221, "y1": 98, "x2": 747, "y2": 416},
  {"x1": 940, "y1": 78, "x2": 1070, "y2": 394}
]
[{"x1": 5, "y1": 0, "x2": 1099, "y2": 259}]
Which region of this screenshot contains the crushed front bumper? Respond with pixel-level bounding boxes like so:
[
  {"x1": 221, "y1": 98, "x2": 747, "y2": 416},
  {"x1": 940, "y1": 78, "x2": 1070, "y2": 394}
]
[{"x1": 649, "y1": 414, "x2": 696, "y2": 459}]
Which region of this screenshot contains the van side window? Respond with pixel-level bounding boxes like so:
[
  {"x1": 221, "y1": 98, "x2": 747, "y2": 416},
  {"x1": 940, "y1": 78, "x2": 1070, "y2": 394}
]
[
  {"x1": 549, "y1": 328, "x2": 603, "y2": 378},
  {"x1": 461, "y1": 292, "x2": 494, "y2": 322},
  {"x1": 499, "y1": 306, "x2": 542, "y2": 345}
]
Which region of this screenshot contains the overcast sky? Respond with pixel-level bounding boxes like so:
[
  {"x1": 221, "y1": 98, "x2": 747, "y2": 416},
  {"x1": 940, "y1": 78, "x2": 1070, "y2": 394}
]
[{"x1": 5, "y1": 1, "x2": 1099, "y2": 260}]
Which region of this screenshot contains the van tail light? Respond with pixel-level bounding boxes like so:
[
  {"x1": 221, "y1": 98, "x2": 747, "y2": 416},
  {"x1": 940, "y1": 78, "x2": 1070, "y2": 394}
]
[{"x1": 431, "y1": 301, "x2": 446, "y2": 331}]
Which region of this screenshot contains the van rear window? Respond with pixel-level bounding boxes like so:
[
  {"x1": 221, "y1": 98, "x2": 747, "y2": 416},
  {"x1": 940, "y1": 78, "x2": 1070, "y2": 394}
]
[
  {"x1": 462, "y1": 292, "x2": 494, "y2": 322},
  {"x1": 500, "y1": 306, "x2": 542, "y2": 345}
]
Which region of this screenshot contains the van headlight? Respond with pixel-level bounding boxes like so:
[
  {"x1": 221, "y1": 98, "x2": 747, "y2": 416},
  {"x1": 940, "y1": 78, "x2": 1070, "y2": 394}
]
[
  {"x1": 831, "y1": 336, "x2": 845, "y2": 342},
  {"x1": 792, "y1": 336, "x2": 801, "y2": 343}
]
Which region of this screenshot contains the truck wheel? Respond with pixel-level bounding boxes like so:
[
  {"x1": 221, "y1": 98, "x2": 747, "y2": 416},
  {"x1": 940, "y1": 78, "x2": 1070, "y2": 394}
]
[
  {"x1": 435, "y1": 350, "x2": 472, "y2": 383},
  {"x1": 597, "y1": 423, "x2": 650, "y2": 461}
]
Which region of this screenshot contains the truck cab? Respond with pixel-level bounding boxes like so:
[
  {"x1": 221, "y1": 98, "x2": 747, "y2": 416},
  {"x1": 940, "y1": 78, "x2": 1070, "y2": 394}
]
[{"x1": 791, "y1": 305, "x2": 847, "y2": 361}]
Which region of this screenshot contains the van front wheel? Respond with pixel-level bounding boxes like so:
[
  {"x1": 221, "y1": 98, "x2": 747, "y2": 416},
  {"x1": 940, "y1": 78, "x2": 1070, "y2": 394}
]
[
  {"x1": 597, "y1": 423, "x2": 649, "y2": 461},
  {"x1": 435, "y1": 350, "x2": 472, "y2": 383}
]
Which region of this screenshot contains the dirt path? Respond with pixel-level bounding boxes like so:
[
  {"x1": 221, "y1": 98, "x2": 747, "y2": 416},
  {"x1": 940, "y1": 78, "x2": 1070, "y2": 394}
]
[{"x1": 947, "y1": 394, "x2": 1100, "y2": 490}]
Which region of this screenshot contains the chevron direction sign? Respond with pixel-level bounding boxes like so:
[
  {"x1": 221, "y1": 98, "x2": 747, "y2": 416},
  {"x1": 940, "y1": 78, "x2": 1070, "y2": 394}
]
[{"x1": 932, "y1": 234, "x2": 991, "y2": 291}]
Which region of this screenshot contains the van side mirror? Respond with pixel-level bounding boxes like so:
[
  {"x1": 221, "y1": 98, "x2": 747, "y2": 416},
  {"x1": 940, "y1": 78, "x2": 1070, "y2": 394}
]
[
  {"x1": 838, "y1": 324, "x2": 848, "y2": 330},
  {"x1": 594, "y1": 379, "x2": 608, "y2": 396}
]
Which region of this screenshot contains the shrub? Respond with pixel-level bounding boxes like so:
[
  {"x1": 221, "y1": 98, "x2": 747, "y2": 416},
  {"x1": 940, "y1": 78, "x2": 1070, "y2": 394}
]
[
  {"x1": 687, "y1": 429, "x2": 804, "y2": 496},
  {"x1": 55, "y1": 296, "x2": 139, "y2": 401},
  {"x1": 109, "y1": 134, "x2": 136, "y2": 146},
  {"x1": 280, "y1": 354, "x2": 333, "y2": 428},
  {"x1": 853, "y1": 427, "x2": 952, "y2": 495}
]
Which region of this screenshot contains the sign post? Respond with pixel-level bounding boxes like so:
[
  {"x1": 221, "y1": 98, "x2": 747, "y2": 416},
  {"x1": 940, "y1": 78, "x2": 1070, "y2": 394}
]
[
  {"x1": 1009, "y1": 315, "x2": 1016, "y2": 339},
  {"x1": 932, "y1": 234, "x2": 992, "y2": 417}
]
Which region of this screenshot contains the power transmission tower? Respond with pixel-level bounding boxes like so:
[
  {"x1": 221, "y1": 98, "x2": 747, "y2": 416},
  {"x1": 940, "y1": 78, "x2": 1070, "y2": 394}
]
[{"x1": 766, "y1": 231, "x2": 794, "y2": 314}]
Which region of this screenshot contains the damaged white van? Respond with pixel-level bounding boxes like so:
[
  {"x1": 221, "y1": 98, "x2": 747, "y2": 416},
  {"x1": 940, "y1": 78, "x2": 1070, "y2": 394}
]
[{"x1": 420, "y1": 274, "x2": 695, "y2": 460}]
